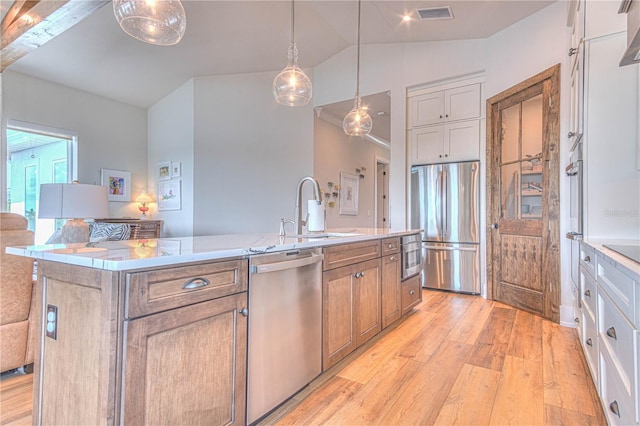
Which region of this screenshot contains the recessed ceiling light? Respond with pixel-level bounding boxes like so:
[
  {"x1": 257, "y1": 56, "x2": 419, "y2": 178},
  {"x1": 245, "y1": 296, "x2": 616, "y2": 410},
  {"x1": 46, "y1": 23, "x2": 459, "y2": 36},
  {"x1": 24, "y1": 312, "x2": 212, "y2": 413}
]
[{"x1": 402, "y1": 14, "x2": 411, "y2": 22}]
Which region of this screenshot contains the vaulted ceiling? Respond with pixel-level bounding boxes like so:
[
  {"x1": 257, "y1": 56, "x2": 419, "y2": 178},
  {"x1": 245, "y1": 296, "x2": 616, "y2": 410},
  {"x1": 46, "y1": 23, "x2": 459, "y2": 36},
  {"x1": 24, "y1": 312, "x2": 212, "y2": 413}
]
[{"x1": 3, "y1": 1, "x2": 555, "y2": 108}]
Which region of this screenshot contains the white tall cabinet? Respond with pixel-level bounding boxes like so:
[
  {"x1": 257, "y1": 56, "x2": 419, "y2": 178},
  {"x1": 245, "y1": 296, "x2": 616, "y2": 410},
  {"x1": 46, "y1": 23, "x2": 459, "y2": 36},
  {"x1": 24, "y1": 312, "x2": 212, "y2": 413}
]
[{"x1": 569, "y1": 1, "x2": 640, "y2": 425}]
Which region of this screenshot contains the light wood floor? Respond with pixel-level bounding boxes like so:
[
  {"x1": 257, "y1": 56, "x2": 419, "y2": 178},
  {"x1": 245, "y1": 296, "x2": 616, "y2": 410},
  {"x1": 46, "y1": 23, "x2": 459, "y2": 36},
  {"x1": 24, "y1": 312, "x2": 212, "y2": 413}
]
[{"x1": 0, "y1": 290, "x2": 605, "y2": 426}]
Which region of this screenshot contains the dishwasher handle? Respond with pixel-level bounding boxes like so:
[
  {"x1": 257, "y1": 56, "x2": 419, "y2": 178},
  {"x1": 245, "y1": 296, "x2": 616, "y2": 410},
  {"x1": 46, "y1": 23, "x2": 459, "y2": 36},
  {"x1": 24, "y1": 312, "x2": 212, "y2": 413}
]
[{"x1": 251, "y1": 253, "x2": 324, "y2": 274}]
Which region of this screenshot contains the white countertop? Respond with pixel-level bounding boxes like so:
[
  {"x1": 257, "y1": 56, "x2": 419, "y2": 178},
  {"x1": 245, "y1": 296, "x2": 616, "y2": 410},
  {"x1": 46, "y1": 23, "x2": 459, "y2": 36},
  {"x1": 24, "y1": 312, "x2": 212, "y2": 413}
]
[
  {"x1": 6, "y1": 228, "x2": 421, "y2": 271},
  {"x1": 583, "y1": 238, "x2": 640, "y2": 282}
]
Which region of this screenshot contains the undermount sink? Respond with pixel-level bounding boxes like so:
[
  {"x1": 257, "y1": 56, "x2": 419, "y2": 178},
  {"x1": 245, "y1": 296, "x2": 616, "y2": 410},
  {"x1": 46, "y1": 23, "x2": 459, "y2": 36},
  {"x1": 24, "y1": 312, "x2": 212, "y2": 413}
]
[{"x1": 288, "y1": 232, "x2": 360, "y2": 239}]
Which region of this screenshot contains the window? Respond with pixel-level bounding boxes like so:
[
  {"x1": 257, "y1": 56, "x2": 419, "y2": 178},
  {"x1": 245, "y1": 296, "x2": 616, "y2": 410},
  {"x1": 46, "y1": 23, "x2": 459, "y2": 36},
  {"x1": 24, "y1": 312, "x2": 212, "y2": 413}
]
[{"x1": 5, "y1": 122, "x2": 77, "y2": 244}]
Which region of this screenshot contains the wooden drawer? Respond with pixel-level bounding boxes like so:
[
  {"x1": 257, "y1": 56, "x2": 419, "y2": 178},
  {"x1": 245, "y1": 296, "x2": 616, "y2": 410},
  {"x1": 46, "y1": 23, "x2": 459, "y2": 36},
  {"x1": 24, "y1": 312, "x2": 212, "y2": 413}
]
[
  {"x1": 580, "y1": 243, "x2": 596, "y2": 279},
  {"x1": 580, "y1": 264, "x2": 597, "y2": 323},
  {"x1": 599, "y1": 344, "x2": 637, "y2": 426},
  {"x1": 132, "y1": 221, "x2": 162, "y2": 239},
  {"x1": 126, "y1": 259, "x2": 248, "y2": 318},
  {"x1": 401, "y1": 275, "x2": 422, "y2": 315},
  {"x1": 597, "y1": 256, "x2": 636, "y2": 325},
  {"x1": 582, "y1": 309, "x2": 599, "y2": 385},
  {"x1": 323, "y1": 240, "x2": 381, "y2": 271},
  {"x1": 381, "y1": 237, "x2": 400, "y2": 256},
  {"x1": 598, "y1": 290, "x2": 636, "y2": 389}
]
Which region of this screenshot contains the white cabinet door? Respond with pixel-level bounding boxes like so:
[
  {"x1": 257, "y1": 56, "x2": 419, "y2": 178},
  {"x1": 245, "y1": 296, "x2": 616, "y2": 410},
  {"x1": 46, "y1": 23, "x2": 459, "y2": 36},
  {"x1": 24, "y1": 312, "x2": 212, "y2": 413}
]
[
  {"x1": 408, "y1": 91, "x2": 444, "y2": 127},
  {"x1": 568, "y1": 51, "x2": 584, "y2": 150},
  {"x1": 445, "y1": 120, "x2": 480, "y2": 162},
  {"x1": 410, "y1": 120, "x2": 479, "y2": 165},
  {"x1": 409, "y1": 126, "x2": 444, "y2": 164},
  {"x1": 445, "y1": 84, "x2": 481, "y2": 122}
]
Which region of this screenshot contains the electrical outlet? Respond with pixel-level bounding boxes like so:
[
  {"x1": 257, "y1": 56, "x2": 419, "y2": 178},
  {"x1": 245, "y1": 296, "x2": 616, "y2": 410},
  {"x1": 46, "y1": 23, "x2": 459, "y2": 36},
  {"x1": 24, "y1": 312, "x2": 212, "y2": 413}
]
[{"x1": 46, "y1": 305, "x2": 58, "y2": 340}]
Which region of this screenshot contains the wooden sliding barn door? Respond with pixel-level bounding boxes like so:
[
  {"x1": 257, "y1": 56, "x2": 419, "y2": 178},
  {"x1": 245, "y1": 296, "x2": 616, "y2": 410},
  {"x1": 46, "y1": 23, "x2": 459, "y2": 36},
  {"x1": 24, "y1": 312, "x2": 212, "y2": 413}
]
[{"x1": 486, "y1": 65, "x2": 560, "y2": 322}]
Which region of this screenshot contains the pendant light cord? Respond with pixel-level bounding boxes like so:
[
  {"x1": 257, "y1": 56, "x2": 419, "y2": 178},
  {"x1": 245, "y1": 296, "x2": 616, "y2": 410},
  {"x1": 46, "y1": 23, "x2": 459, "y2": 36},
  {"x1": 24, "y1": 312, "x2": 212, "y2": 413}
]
[
  {"x1": 355, "y1": 0, "x2": 362, "y2": 99},
  {"x1": 290, "y1": 0, "x2": 295, "y2": 45}
]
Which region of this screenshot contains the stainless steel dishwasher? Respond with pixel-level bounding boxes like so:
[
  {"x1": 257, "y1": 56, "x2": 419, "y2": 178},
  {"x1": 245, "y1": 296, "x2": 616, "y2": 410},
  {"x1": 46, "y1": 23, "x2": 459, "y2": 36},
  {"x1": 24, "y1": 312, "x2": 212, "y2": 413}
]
[{"x1": 247, "y1": 248, "x2": 323, "y2": 424}]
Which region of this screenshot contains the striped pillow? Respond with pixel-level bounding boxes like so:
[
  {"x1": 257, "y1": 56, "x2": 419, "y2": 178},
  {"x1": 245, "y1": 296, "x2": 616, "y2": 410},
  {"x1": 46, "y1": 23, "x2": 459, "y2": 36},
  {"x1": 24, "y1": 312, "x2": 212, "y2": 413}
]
[{"x1": 89, "y1": 223, "x2": 131, "y2": 242}]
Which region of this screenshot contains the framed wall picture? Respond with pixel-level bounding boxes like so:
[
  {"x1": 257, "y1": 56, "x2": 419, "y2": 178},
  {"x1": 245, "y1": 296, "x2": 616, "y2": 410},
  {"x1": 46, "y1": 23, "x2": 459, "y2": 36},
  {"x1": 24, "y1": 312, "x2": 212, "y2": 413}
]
[
  {"x1": 339, "y1": 172, "x2": 359, "y2": 215},
  {"x1": 171, "y1": 161, "x2": 181, "y2": 178},
  {"x1": 101, "y1": 169, "x2": 131, "y2": 202},
  {"x1": 157, "y1": 161, "x2": 171, "y2": 181},
  {"x1": 157, "y1": 180, "x2": 181, "y2": 211}
]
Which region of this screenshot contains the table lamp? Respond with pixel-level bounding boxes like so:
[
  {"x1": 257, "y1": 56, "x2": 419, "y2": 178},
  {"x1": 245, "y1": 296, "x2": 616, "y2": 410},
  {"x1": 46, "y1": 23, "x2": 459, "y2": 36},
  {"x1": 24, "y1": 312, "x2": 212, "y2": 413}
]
[
  {"x1": 39, "y1": 182, "x2": 109, "y2": 243},
  {"x1": 136, "y1": 192, "x2": 153, "y2": 219}
]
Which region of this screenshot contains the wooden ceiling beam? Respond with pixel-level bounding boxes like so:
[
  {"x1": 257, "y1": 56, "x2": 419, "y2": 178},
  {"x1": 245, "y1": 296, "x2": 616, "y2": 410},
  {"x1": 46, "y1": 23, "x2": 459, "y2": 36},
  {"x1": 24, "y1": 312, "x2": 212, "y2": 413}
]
[{"x1": 1, "y1": 0, "x2": 108, "y2": 72}]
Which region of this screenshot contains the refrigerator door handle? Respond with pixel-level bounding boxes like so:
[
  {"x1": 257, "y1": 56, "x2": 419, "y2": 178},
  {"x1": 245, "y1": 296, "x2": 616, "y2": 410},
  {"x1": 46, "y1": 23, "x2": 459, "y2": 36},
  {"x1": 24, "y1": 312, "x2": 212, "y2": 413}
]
[
  {"x1": 442, "y1": 168, "x2": 448, "y2": 237},
  {"x1": 436, "y1": 170, "x2": 443, "y2": 238}
]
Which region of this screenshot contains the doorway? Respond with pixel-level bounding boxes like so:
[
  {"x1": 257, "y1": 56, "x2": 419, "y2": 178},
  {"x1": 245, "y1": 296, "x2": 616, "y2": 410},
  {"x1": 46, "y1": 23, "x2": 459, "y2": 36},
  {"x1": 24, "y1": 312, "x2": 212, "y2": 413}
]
[
  {"x1": 486, "y1": 65, "x2": 560, "y2": 322},
  {"x1": 375, "y1": 158, "x2": 389, "y2": 228}
]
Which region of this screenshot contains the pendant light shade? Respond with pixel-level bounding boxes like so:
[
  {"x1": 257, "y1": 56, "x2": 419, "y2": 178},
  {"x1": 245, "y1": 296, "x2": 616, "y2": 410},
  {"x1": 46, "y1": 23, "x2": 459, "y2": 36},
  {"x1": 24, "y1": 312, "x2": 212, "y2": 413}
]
[
  {"x1": 113, "y1": 0, "x2": 186, "y2": 46},
  {"x1": 343, "y1": 0, "x2": 372, "y2": 136},
  {"x1": 273, "y1": 0, "x2": 312, "y2": 106}
]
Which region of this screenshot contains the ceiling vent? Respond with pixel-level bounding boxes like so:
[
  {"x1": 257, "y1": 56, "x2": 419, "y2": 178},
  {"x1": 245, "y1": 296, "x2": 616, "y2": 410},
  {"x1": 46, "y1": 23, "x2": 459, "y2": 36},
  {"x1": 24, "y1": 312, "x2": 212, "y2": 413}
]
[{"x1": 416, "y1": 6, "x2": 454, "y2": 20}]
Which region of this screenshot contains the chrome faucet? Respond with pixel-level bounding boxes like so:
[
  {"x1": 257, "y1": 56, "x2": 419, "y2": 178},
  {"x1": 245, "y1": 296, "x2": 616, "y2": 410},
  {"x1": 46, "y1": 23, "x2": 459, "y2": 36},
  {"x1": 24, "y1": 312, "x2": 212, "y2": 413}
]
[{"x1": 295, "y1": 176, "x2": 323, "y2": 235}]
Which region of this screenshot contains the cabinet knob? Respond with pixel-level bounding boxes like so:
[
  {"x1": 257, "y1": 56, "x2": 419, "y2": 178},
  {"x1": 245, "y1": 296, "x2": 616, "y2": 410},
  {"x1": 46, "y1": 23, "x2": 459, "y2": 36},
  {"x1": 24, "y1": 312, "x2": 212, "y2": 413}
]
[
  {"x1": 583, "y1": 255, "x2": 590, "y2": 263},
  {"x1": 444, "y1": 154, "x2": 448, "y2": 157},
  {"x1": 606, "y1": 327, "x2": 617, "y2": 340},
  {"x1": 239, "y1": 308, "x2": 248, "y2": 317},
  {"x1": 388, "y1": 243, "x2": 394, "y2": 249},
  {"x1": 490, "y1": 223, "x2": 499, "y2": 230},
  {"x1": 609, "y1": 400, "x2": 620, "y2": 417},
  {"x1": 439, "y1": 154, "x2": 443, "y2": 158},
  {"x1": 567, "y1": 131, "x2": 576, "y2": 139},
  {"x1": 409, "y1": 290, "x2": 415, "y2": 295},
  {"x1": 445, "y1": 114, "x2": 449, "y2": 118},
  {"x1": 584, "y1": 289, "x2": 591, "y2": 298},
  {"x1": 439, "y1": 115, "x2": 443, "y2": 119},
  {"x1": 390, "y1": 256, "x2": 396, "y2": 261},
  {"x1": 586, "y1": 338, "x2": 593, "y2": 347},
  {"x1": 574, "y1": 317, "x2": 580, "y2": 324},
  {"x1": 568, "y1": 47, "x2": 578, "y2": 56}
]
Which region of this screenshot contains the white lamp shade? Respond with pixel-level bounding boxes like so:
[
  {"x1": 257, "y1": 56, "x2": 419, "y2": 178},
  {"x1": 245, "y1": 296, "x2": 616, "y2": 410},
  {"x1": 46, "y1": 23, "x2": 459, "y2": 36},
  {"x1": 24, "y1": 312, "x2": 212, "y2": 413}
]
[{"x1": 39, "y1": 183, "x2": 109, "y2": 219}]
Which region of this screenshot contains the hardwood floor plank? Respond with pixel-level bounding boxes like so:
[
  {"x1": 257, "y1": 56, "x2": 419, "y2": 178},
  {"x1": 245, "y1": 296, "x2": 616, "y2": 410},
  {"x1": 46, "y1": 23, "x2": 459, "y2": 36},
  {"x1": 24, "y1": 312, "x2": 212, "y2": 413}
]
[
  {"x1": 275, "y1": 376, "x2": 362, "y2": 426},
  {"x1": 434, "y1": 364, "x2": 501, "y2": 425},
  {"x1": 318, "y1": 356, "x2": 418, "y2": 425},
  {"x1": 398, "y1": 299, "x2": 470, "y2": 363},
  {"x1": 337, "y1": 309, "x2": 436, "y2": 384},
  {"x1": 0, "y1": 372, "x2": 33, "y2": 425},
  {"x1": 542, "y1": 321, "x2": 598, "y2": 417},
  {"x1": 468, "y1": 307, "x2": 517, "y2": 371},
  {"x1": 544, "y1": 403, "x2": 601, "y2": 425},
  {"x1": 489, "y1": 355, "x2": 544, "y2": 425},
  {"x1": 507, "y1": 308, "x2": 543, "y2": 360},
  {"x1": 419, "y1": 290, "x2": 475, "y2": 314},
  {"x1": 446, "y1": 296, "x2": 495, "y2": 345},
  {"x1": 375, "y1": 341, "x2": 474, "y2": 425}
]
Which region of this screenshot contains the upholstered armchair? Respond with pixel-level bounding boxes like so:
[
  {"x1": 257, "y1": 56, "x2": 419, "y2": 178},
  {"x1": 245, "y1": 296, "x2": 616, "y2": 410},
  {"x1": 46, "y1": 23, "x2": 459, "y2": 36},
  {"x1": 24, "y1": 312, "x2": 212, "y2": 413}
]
[{"x1": 0, "y1": 213, "x2": 36, "y2": 373}]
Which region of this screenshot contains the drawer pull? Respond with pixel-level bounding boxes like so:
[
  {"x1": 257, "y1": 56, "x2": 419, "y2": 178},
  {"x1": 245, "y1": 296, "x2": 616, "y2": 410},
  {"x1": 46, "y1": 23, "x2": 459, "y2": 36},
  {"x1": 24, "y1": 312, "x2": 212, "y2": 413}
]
[
  {"x1": 586, "y1": 338, "x2": 592, "y2": 347},
  {"x1": 583, "y1": 289, "x2": 591, "y2": 298},
  {"x1": 583, "y1": 255, "x2": 590, "y2": 262},
  {"x1": 182, "y1": 277, "x2": 211, "y2": 290},
  {"x1": 388, "y1": 243, "x2": 394, "y2": 249},
  {"x1": 606, "y1": 327, "x2": 617, "y2": 340},
  {"x1": 574, "y1": 317, "x2": 580, "y2": 323},
  {"x1": 409, "y1": 290, "x2": 415, "y2": 295},
  {"x1": 609, "y1": 400, "x2": 620, "y2": 418}
]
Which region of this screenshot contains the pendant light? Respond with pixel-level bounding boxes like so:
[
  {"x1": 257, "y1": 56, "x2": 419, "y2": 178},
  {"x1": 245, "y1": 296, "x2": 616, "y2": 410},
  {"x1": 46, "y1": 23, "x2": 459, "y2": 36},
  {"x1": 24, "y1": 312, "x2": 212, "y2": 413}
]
[
  {"x1": 273, "y1": 0, "x2": 313, "y2": 106},
  {"x1": 343, "y1": 0, "x2": 372, "y2": 136},
  {"x1": 113, "y1": 0, "x2": 187, "y2": 46}
]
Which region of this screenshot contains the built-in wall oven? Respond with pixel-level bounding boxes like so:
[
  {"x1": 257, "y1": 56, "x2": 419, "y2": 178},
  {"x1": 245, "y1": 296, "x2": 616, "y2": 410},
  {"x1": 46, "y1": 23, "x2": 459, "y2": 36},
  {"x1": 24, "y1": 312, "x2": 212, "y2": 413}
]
[
  {"x1": 401, "y1": 234, "x2": 422, "y2": 279},
  {"x1": 566, "y1": 143, "x2": 584, "y2": 294}
]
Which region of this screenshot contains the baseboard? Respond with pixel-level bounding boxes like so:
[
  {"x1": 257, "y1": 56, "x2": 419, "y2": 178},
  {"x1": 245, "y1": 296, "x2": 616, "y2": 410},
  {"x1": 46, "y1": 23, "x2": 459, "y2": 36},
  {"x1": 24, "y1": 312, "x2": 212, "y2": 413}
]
[{"x1": 560, "y1": 304, "x2": 576, "y2": 328}]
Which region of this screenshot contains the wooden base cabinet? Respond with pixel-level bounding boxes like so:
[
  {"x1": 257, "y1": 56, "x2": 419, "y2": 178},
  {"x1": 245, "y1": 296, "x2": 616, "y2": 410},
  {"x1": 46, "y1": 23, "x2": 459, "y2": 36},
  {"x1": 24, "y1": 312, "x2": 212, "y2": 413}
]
[
  {"x1": 381, "y1": 239, "x2": 401, "y2": 329},
  {"x1": 32, "y1": 258, "x2": 248, "y2": 426},
  {"x1": 123, "y1": 293, "x2": 247, "y2": 425},
  {"x1": 322, "y1": 257, "x2": 382, "y2": 370}
]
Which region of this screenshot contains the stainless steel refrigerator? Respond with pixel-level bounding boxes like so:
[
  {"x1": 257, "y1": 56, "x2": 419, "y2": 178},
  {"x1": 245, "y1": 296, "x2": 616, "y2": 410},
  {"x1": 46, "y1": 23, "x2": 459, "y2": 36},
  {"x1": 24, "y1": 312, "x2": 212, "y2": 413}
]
[{"x1": 410, "y1": 161, "x2": 480, "y2": 294}]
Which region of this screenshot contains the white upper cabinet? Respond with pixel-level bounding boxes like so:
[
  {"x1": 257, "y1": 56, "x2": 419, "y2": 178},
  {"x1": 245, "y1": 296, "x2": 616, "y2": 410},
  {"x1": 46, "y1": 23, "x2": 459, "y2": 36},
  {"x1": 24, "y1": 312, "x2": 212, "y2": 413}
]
[
  {"x1": 408, "y1": 84, "x2": 481, "y2": 128},
  {"x1": 409, "y1": 120, "x2": 480, "y2": 165}
]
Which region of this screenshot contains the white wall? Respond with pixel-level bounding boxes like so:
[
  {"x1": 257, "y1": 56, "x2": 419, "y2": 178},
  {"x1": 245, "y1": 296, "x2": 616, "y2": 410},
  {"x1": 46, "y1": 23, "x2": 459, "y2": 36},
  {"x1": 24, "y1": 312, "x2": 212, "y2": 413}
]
[
  {"x1": 148, "y1": 79, "x2": 195, "y2": 237},
  {"x1": 1, "y1": 71, "x2": 147, "y2": 218},
  {"x1": 192, "y1": 71, "x2": 314, "y2": 235},
  {"x1": 313, "y1": 117, "x2": 390, "y2": 228},
  {"x1": 313, "y1": 0, "x2": 574, "y2": 319}
]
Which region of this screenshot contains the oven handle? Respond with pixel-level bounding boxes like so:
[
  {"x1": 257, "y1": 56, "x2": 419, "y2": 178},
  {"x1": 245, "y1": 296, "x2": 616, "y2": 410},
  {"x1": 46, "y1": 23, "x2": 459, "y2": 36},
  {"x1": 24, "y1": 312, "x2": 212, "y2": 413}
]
[
  {"x1": 403, "y1": 242, "x2": 422, "y2": 253},
  {"x1": 423, "y1": 245, "x2": 477, "y2": 252}
]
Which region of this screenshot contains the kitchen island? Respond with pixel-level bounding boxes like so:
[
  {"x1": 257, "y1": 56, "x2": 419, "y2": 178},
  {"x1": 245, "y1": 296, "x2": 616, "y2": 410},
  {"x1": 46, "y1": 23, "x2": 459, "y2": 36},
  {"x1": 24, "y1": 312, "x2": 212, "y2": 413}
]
[{"x1": 8, "y1": 228, "x2": 420, "y2": 426}]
